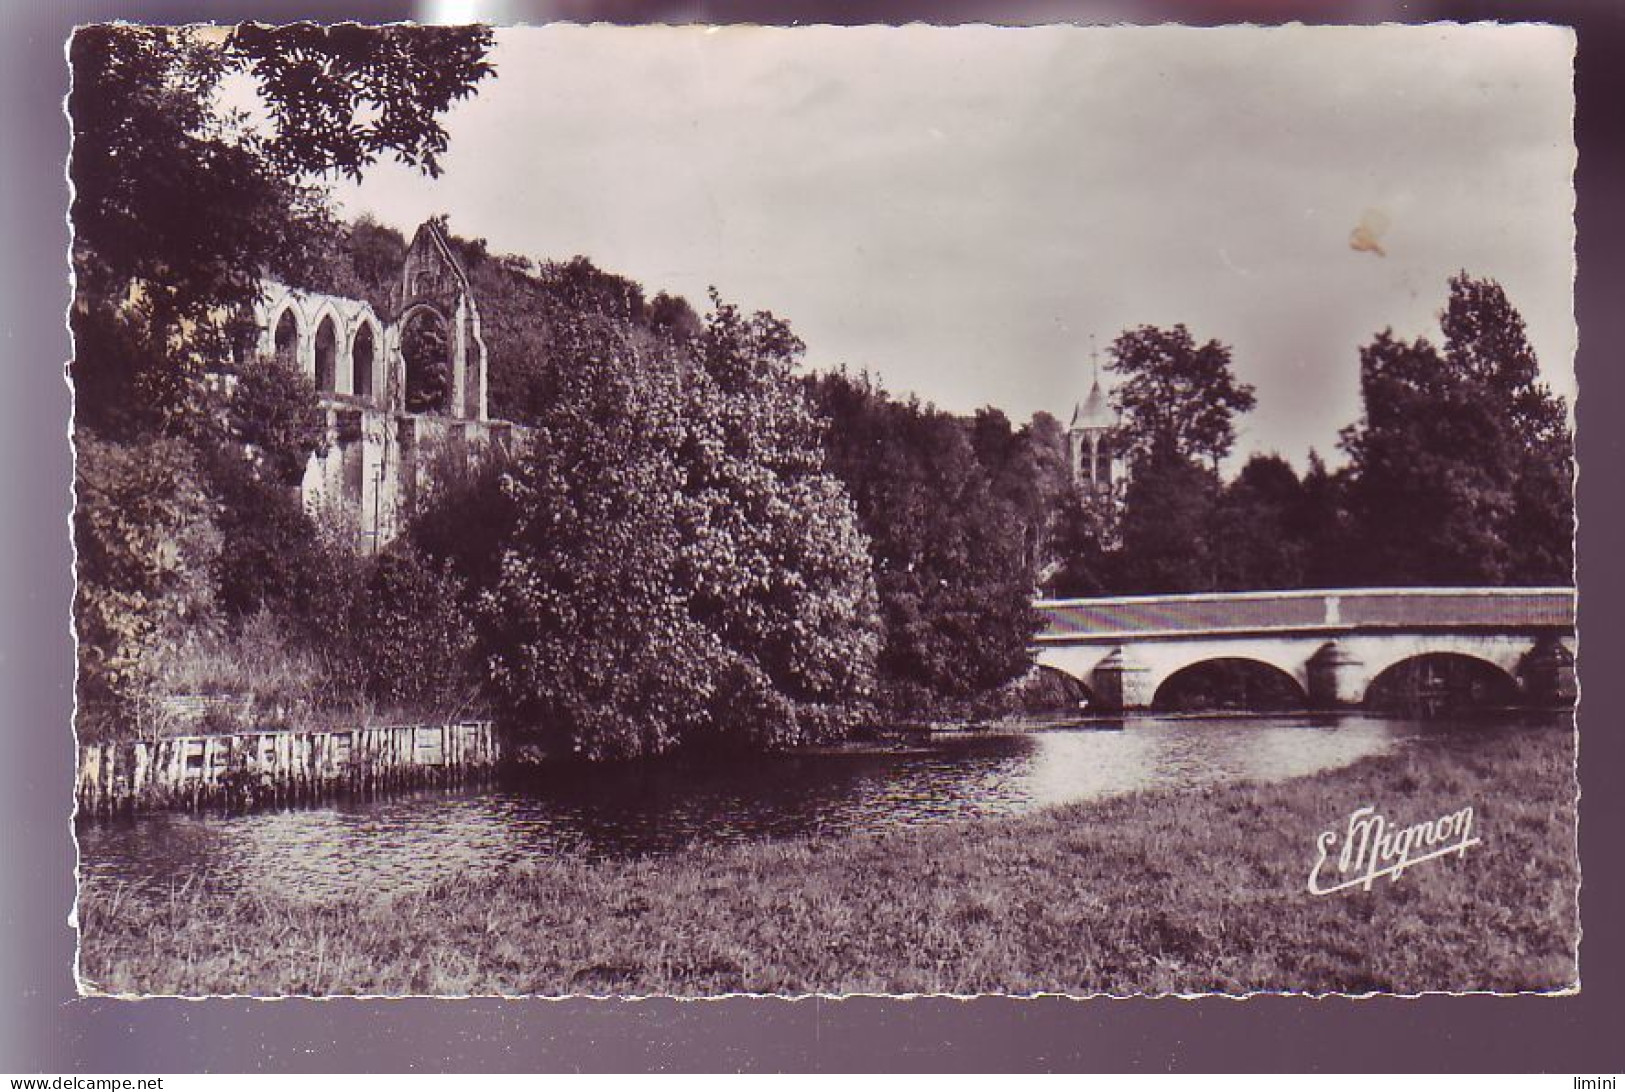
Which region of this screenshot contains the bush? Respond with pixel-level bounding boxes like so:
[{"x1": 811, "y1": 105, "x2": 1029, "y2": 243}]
[
  {"x1": 350, "y1": 546, "x2": 481, "y2": 719},
  {"x1": 205, "y1": 448, "x2": 329, "y2": 620},
  {"x1": 74, "y1": 433, "x2": 221, "y2": 736},
  {"x1": 224, "y1": 353, "x2": 326, "y2": 486}
]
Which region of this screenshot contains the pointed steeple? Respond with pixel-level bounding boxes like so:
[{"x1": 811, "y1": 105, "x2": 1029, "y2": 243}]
[{"x1": 1070, "y1": 336, "x2": 1114, "y2": 432}]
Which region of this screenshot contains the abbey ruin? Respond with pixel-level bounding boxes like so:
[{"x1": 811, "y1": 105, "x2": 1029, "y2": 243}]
[{"x1": 249, "y1": 220, "x2": 526, "y2": 551}]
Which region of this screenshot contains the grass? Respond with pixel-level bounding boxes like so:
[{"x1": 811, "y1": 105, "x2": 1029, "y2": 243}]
[
  {"x1": 79, "y1": 610, "x2": 483, "y2": 743},
  {"x1": 76, "y1": 720, "x2": 1578, "y2": 997}
]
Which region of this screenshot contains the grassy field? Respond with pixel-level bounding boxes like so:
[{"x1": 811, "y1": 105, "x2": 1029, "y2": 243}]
[{"x1": 76, "y1": 720, "x2": 1578, "y2": 997}]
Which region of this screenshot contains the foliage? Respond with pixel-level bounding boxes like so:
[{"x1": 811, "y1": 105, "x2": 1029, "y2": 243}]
[
  {"x1": 1207, "y1": 454, "x2": 1311, "y2": 591},
  {"x1": 405, "y1": 441, "x2": 521, "y2": 606},
  {"x1": 137, "y1": 611, "x2": 329, "y2": 736},
  {"x1": 68, "y1": 26, "x2": 322, "y2": 435},
  {"x1": 1106, "y1": 324, "x2": 1257, "y2": 469},
  {"x1": 806, "y1": 371, "x2": 1039, "y2": 705},
  {"x1": 298, "y1": 214, "x2": 407, "y2": 316},
  {"x1": 482, "y1": 315, "x2": 713, "y2": 759},
  {"x1": 1046, "y1": 484, "x2": 1122, "y2": 598},
  {"x1": 227, "y1": 24, "x2": 494, "y2": 181},
  {"x1": 1039, "y1": 275, "x2": 1569, "y2": 597},
  {"x1": 444, "y1": 247, "x2": 680, "y2": 428},
  {"x1": 68, "y1": 23, "x2": 492, "y2": 432},
  {"x1": 203, "y1": 450, "x2": 328, "y2": 622},
  {"x1": 482, "y1": 299, "x2": 879, "y2": 760},
  {"x1": 74, "y1": 434, "x2": 222, "y2": 721},
  {"x1": 68, "y1": 24, "x2": 499, "y2": 737},
  {"x1": 1112, "y1": 448, "x2": 1222, "y2": 594},
  {"x1": 682, "y1": 295, "x2": 880, "y2": 720},
  {"x1": 350, "y1": 547, "x2": 480, "y2": 716},
  {"x1": 402, "y1": 314, "x2": 451, "y2": 413},
  {"x1": 1340, "y1": 275, "x2": 1572, "y2": 585},
  {"x1": 223, "y1": 354, "x2": 327, "y2": 485}
]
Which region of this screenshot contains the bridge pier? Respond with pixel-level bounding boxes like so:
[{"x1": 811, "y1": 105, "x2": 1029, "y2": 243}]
[
  {"x1": 1519, "y1": 634, "x2": 1577, "y2": 706},
  {"x1": 1093, "y1": 648, "x2": 1154, "y2": 711},
  {"x1": 1308, "y1": 640, "x2": 1366, "y2": 708}
]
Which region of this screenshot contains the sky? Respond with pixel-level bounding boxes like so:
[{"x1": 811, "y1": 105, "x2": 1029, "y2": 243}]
[{"x1": 330, "y1": 23, "x2": 1577, "y2": 469}]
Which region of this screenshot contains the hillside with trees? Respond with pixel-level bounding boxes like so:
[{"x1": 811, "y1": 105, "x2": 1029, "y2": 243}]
[{"x1": 68, "y1": 25, "x2": 1574, "y2": 757}]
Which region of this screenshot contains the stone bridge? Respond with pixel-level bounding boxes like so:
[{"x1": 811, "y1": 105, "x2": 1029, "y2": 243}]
[{"x1": 1032, "y1": 587, "x2": 1576, "y2": 710}]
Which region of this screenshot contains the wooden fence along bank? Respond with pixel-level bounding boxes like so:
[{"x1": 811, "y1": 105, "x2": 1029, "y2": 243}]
[{"x1": 75, "y1": 721, "x2": 500, "y2": 816}]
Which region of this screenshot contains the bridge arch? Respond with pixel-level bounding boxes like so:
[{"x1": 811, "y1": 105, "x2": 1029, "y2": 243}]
[
  {"x1": 1029, "y1": 663, "x2": 1100, "y2": 711},
  {"x1": 1354, "y1": 635, "x2": 1528, "y2": 688},
  {"x1": 1151, "y1": 656, "x2": 1309, "y2": 712},
  {"x1": 1362, "y1": 652, "x2": 1521, "y2": 714}
]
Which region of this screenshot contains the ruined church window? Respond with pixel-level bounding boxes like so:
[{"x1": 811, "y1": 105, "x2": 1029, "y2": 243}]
[
  {"x1": 402, "y1": 309, "x2": 451, "y2": 414},
  {"x1": 273, "y1": 307, "x2": 299, "y2": 366},
  {"x1": 353, "y1": 323, "x2": 376, "y2": 401},
  {"x1": 314, "y1": 316, "x2": 338, "y2": 393}
]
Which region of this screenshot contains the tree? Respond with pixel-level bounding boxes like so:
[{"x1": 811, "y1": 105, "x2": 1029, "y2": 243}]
[
  {"x1": 1340, "y1": 274, "x2": 1572, "y2": 586},
  {"x1": 74, "y1": 435, "x2": 222, "y2": 724},
  {"x1": 1440, "y1": 274, "x2": 1573, "y2": 584},
  {"x1": 228, "y1": 24, "x2": 494, "y2": 182},
  {"x1": 349, "y1": 547, "x2": 480, "y2": 717},
  {"x1": 1112, "y1": 448, "x2": 1221, "y2": 594},
  {"x1": 481, "y1": 316, "x2": 704, "y2": 760},
  {"x1": 1294, "y1": 451, "x2": 1358, "y2": 589},
  {"x1": 1046, "y1": 485, "x2": 1121, "y2": 597},
  {"x1": 222, "y1": 354, "x2": 327, "y2": 486},
  {"x1": 1208, "y1": 454, "x2": 1309, "y2": 591},
  {"x1": 482, "y1": 299, "x2": 880, "y2": 760},
  {"x1": 69, "y1": 26, "x2": 322, "y2": 435},
  {"x1": 806, "y1": 371, "x2": 1039, "y2": 707},
  {"x1": 299, "y1": 214, "x2": 408, "y2": 316},
  {"x1": 402, "y1": 316, "x2": 451, "y2": 413},
  {"x1": 1107, "y1": 324, "x2": 1258, "y2": 469},
  {"x1": 681, "y1": 296, "x2": 881, "y2": 732}
]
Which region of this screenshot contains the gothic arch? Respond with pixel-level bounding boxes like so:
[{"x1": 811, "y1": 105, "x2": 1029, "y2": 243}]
[
  {"x1": 349, "y1": 317, "x2": 381, "y2": 401},
  {"x1": 271, "y1": 304, "x2": 303, "y2": 368},
  {"x1": 312, "y1": 312, "x2": 341, "y2": 393},
  {"x1": 400, "y1": 303, "x2": 453, "y2": 414}
]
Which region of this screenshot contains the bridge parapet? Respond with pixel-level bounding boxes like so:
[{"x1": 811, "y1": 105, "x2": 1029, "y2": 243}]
[{"x1": 1035, "y1": 587, "x2": 1575, "y2": 642}]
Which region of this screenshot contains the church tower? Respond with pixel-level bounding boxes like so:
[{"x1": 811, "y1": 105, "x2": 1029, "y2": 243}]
[{"x1": 1067, "y1": 349, "x2": 1119, "y2": 492}]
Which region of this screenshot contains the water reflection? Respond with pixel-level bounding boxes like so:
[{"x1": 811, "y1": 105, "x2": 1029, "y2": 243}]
[{"x1": 76, "y1": 712, "x2": 1550, "y2": 903}]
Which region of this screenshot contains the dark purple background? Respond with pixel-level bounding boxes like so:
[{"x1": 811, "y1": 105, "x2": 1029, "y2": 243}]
[{"x1": 2, "y1": 0, "x2": 1620, "y2": 1073}]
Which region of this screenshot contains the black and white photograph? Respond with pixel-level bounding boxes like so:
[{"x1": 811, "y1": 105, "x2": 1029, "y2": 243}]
[{"x1": 65, "y1": 20, "x2": 1580, "y2": 999}]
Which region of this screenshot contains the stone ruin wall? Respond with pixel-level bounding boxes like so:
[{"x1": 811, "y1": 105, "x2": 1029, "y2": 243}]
[{"x1": 249, "y1": 222, "x2": 528, "y2": 552}]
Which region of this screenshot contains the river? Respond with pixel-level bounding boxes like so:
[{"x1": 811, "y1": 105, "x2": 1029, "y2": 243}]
[{"x1": 75, "y1": 711, "x2": 1559, "y2": 903}]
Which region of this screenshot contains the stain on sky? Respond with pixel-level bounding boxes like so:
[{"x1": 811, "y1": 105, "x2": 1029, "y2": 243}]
[{"x1": 1349, "y1": 208, "x2": 1391, "y2": 258}]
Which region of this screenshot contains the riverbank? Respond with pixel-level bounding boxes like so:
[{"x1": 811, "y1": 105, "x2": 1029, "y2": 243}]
[{"x1": 76, "y1": 719, "x2": 1577, "y2": 996}]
